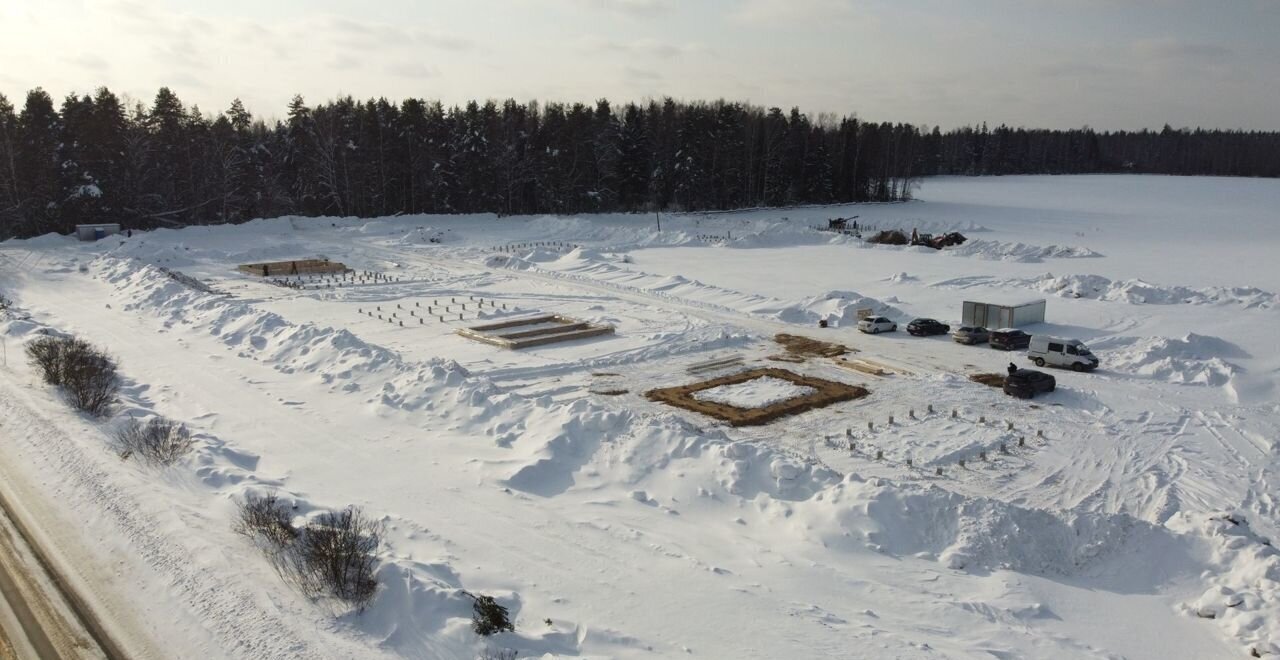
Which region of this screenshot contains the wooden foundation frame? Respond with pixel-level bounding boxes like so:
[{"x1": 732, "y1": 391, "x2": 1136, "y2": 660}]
[{"x1": 646, "y1": 367, "x2": 868, "y2": 427}]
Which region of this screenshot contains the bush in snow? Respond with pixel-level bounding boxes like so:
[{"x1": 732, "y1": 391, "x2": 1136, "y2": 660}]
[
  {"x1": 470, "y1": 593, "x2": 515, "y2": 636},
  {"x1": 112, "y1": 416, "x2": 193, "y2": 466},
  {"x1": 25, "y1": 335, "x2": 119, "y2": 416},
  {"x1": 25, "y1": 336, "x2": 65, "y2": 385},
  {"x1": 239, "y1": 503, "x2": 381, "y2": 611},
  {"x1": 234, "y1": 493, "x2": 299, "y2": 547},
  {"x1": 478, "y1": 647, "x2": 518, "y2": 660},
  {"x1": 293, "y1": 507, "x2": 381, "y2": 609}
]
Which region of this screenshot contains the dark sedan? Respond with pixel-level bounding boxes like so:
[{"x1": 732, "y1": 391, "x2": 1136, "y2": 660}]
[
  {"x1": 1003, "y1": 369, "x2": 1056, "y2": 399},
  {"x1": 990, "y1": 328, "x2": 1032, "y2": 351},
  {"x1": 907, "y1": 318, "x2": 950, "y2": 336}
]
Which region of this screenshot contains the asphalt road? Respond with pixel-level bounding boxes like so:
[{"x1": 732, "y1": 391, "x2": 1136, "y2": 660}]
[{"x1": 0, "y1": 488, "x2": 118, "y2": 660}]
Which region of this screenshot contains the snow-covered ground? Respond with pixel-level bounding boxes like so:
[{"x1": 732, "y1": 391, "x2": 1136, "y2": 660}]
[
  {"x1": 691, "y1": 376, "x2": 816, "y2": 408},
  {"x1": 1, "y1": 174, "x2": 1278, "y2": 659}
]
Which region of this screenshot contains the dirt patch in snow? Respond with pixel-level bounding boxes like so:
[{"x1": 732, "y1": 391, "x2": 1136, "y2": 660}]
[
  {"x1": 646, "y1": 368, "x2": 868, "y2": 427},
  {"x1": 773, "y1": 333, "x2": 850, "y2": 359},
  {"x1": 969, "y1": 373, "x2": 1007, "y2": 388}
]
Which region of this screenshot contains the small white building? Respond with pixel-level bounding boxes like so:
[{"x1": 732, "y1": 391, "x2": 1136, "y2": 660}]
[
  {"x1": 75, "y1": 223, "x2": 122, "y2": 241},
  {"x1": 962, "y1": 298, "x2": 1046, "y2": 328}
]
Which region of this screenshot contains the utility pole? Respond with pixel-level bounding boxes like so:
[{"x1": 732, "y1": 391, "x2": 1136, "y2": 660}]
[{"x1": 654, "y1": 210, "x2": 661, "y2": 232}]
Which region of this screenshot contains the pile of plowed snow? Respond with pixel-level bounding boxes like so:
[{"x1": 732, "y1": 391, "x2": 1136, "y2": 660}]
[
  {"x1": 1034, "y1": 274, "x2": 1279, "y2": 308},
  {"x1": 801, "y1": 476, "x2": 1176, "y2": 574},
  {"x1": 932, "y1": 272, "x2": 1280, "y2": 309},
  {"x1": 1093, "y1": 333, "x2": 1245, "y2": 386},
  {"x1": 1174, "y1": 513, "x2": 1280, "y2": 658},
  {"x1": 775, "y1": 290, "x2": 905, "y2": 326},
  {"x1": 944, "y1": 239, "x2": 1102, "y2": 262}
]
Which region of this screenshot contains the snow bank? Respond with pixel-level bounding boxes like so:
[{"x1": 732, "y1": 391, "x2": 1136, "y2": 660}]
[
  {"x1": 1174, "y1": 513, "x2": 1280, "y2": 657},
  {"x1": 104, "y1": 235, "x2": 319, "y2": 269},
  {"x1": 12, "y1": 232, "x2": 77, "y2": 247},
  {"x1": 944, "y1": 239, "x2": 1102, "y2": 262},
  {"x1": 805, "y1": 475, "x2": 1176, "y2": 575},
  {"x1": 1093, "y1": 333, "x2": 1245, "y2": 387},
  {"x1": 1034, "y1": 273, "x2": 1280, "y2": 309},
  {"x1": 775, "y1": 290, "x2": 905, "y2": 326},
  {"x1": 933, "y1": 272, "x2": 1280, "y2": 309}
]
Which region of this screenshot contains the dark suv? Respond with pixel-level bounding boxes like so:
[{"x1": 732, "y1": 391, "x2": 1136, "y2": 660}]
[
  {"x1": 990, "y1": 328, "x2": 1032, "y2": 351},
  {"x1": 907, "y1": 318, "x2": 950, "y2": 336},
  {"x1": 1003, "y1": 369, "x2": 1056, "y2": 399}
]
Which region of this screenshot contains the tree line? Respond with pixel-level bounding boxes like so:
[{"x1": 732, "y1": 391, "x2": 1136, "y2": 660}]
[{"x1": 1, "y1": 86, "x2": 1277, "y2": 239}]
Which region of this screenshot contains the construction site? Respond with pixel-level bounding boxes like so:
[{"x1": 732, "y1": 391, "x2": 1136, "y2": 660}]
[{"x1": 4, "y1": 174, "x2": 1277, "y2": 659}]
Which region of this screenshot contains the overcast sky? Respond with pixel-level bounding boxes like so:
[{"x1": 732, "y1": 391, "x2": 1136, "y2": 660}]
[{"x1": 2, "y1": 0, "x2": 1278, "y2": 130}]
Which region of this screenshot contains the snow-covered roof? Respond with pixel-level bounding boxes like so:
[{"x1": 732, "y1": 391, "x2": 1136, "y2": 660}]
[{"x1": 963, "y1": 297, "x2": 1046, "y2": 308}]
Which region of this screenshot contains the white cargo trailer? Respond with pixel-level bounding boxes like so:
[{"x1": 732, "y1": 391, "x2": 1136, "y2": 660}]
[{"x1": 961, "y1": 298, "x2": 1046, "y2": 328}]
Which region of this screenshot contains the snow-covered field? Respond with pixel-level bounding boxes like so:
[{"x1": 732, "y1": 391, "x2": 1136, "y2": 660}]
[{"x1": 1, "y1": 174, "x2": 1278, "y2": 659}]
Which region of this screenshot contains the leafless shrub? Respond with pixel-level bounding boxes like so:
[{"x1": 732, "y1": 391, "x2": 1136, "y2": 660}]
[
  {"x1": 294, "y1": 507, "x2": 381, "y2": 609},
  {"x1": 478, "y1": 647, "x2": 518, "y2": 660},
  {"x1": 240, "y1": 504, "x2": 381, "y2": 611},
  {"x1": 234, "y1": 492, "x2": 299, "y2": 547},
  {"x1": 112, "y1": 416, "x2": 194, "y2": 465},
  {"x1": 26, "y1": 336, "x2": 119, "y2": 415},
  {"x1": 25, "y1": 336, "x2": 65, "y2": 385}
]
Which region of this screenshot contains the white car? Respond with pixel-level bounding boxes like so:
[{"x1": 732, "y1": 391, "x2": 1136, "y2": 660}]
[{"x1": 857, "y1": 316, "x2": 897, "y2": 334}]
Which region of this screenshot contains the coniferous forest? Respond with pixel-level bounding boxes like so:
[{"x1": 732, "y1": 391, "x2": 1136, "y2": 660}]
[{"x1": 1, "y1": 86, "x2": 1278, "y2": 240}]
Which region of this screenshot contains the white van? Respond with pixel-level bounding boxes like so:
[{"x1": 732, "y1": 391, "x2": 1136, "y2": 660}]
[{"x1": 1027, "y1": 336, "x2": 1099, "y2": 371}]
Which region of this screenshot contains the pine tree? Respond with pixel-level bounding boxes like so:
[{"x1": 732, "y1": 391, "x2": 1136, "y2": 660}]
[
  {"x1": 616, "y1": 103, "x2": 651, "y2": 210},
  {"x1": 57, "y1": 93, "x2": 102, "y2": 228},
  {"x1": 15, "y1": 89, "x2": 62, "y2": 235},
  {"x1": 0, "y1": 94, "x2": 19, "y2": 238}
]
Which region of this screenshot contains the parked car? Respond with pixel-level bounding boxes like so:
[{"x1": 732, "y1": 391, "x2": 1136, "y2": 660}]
[
  {"x1": 907, "y1": 318, "x2": 950, "y2": 336},
  {"x1": 1027, "y1": 335, "x2": 1099, "y2": 371},
  {"x1": 952, "y1": 326, "x2": 990, "y2": 345},
  {"x1": 858, "y1": 316, "x2": 897, "y2": 334},
  {"x1": 1003, "y1": 369, "x2": 1056, "y2": 399},
  {"x1": 990, "y1": 328, "x2": 1032, "y2": 351}
]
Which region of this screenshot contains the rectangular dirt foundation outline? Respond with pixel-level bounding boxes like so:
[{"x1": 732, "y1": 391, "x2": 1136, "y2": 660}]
[{"x1": 646, "y1": 367, "x2": 869, "y2": 426}]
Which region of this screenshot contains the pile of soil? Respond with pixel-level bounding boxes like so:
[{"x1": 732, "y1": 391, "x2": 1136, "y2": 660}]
[
  {"x1": 774, "y1": 333, "x2": 849, "y2": 359},
  {"x1": 868, "y1": 229, "x2": 909, "y2": 245},
  {"x1": 969, "y1": 373, "x2": 1007, "y2": 388}
]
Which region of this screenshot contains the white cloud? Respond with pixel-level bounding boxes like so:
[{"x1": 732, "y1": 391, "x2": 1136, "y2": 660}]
[
  {"x1": 386, "y1": 62, "x2": 438, "y2": 80},
  {"x1": 575, "y1": 37, "x2": 704, "y2": 59},
  {"x1": 575, "y1": 0, "x2": 674, "y2": 17},
  {"x1": 623, "y1": 65, "x2": 662, "y2": 81},
  {"x1": 1133, "y1": 37, "x2": 1233, "y2": 61},
  {"x1": 731, "y1": 0, "x2": 876, "y2": 26}
]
